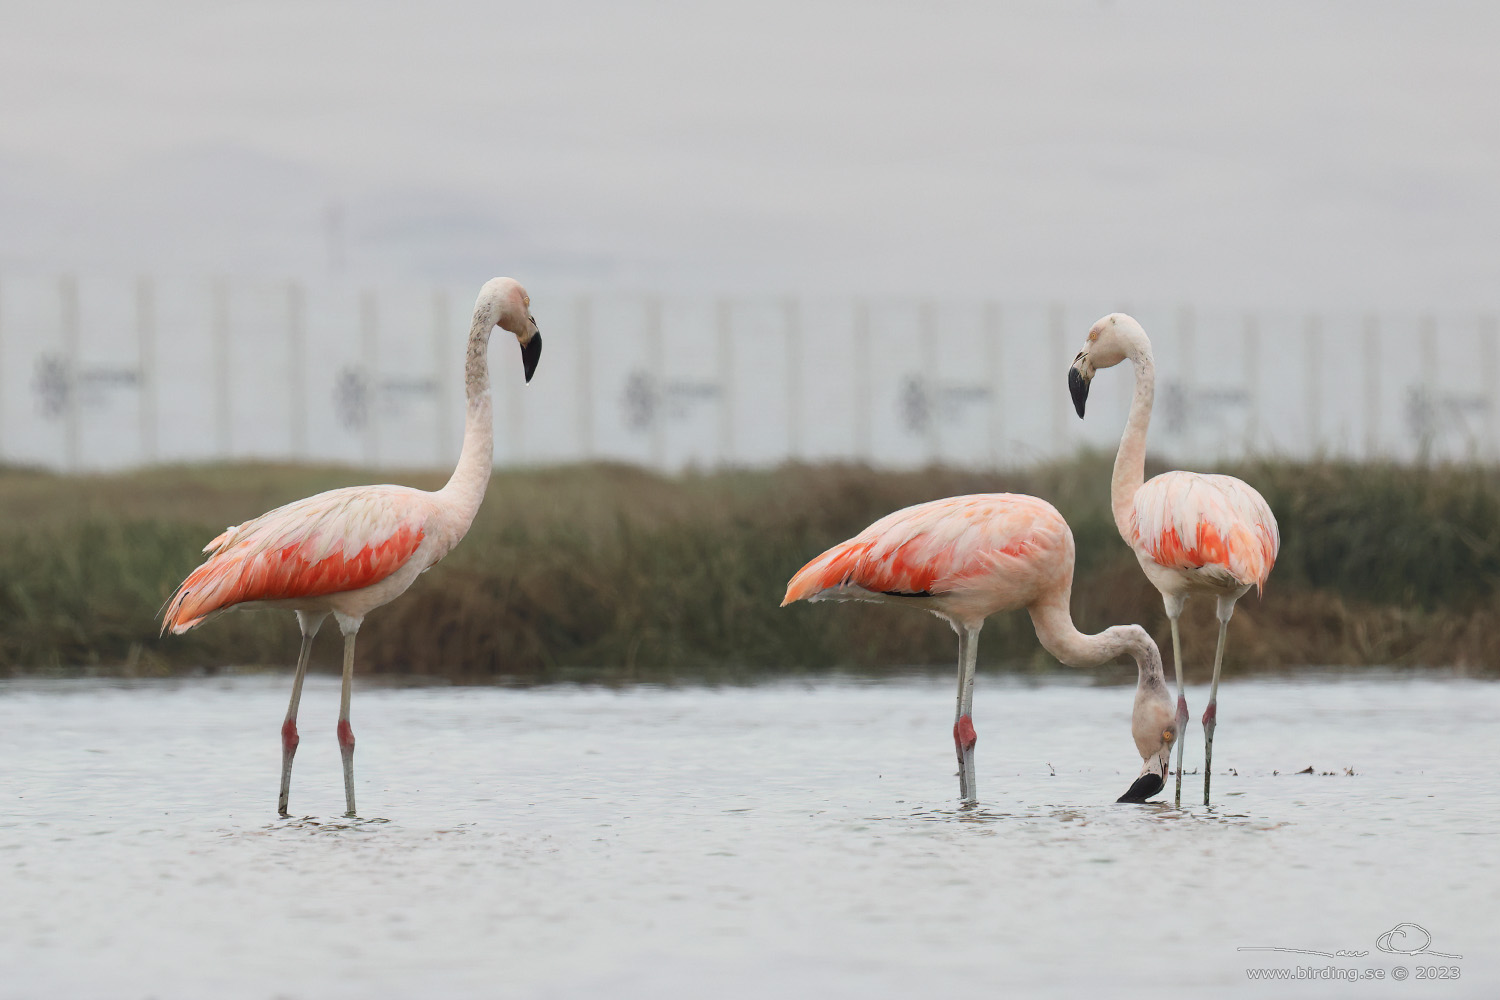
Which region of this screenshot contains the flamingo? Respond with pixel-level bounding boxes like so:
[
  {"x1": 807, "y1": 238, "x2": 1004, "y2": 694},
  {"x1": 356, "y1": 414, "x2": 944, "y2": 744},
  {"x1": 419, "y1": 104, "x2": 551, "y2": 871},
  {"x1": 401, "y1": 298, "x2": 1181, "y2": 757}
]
[
  {"x1": 782, "y1": 493, "x2": 1179, "y2": 805},
  {"x1": 1068, "y1": 312, "x2": 1279, "y2": 806},
  {"x1": 161, "y1": 277, "x2": 541, "y2": 818}
]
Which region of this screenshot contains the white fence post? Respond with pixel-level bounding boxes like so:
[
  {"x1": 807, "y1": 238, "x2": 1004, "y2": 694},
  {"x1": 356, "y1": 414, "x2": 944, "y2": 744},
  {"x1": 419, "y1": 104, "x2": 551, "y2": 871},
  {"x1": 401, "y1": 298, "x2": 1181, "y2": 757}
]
[
  {"x1": 212, "y1": 277, "x2": 232, "y2": 460},
  {"x1": 1178, "y1": 305, "x2": 1196, "y2": 459},
  {"x1": 716, "y1": 297, "x2": 733, "y2": 465},
  {"x1": 984, "y1": 301, "x2": 1002, "y2": 468},
  {"x1": 1418, "y1": 314, "x2": 1437, "y2": 464},
  {"x1": 1305, "y1": 313, "x2": 1321, "y2": 457},
  {"x1": 919, "y1": 299, "x2": 939, "y2": 463},
  {"x1": 925, "y1": 300, "x2": 939, "y2": 461},
  {"x1": 1244, "y1": 311, "x2": 1260, "y2": 455},
  {"x1": 576, "y1": 294, "x2": 593, "y2": 461},
  {"x1": 360, "y1": 290, "x2": 379, "y2": 466},
  {"x1": 60, "y1": 275, "x2": 80, "y2": 471},
  {"x1": 1482, "y1": 314, "x2": 1498, "y2": 462},
  {"x1": 137, "y1": 276, "x2": 157, "y2": 465},
  {"x1": 853, "y1": 299, "x2": 871, "y2": 463},
  {"x1": 287, "y1": 281, "x2": 307, "y2": 459},
  {"x1": 785, "y1": 297, "x2": 801, "y2": 462},
  {"x1": 1362, "y1": 315, "x2": 1380, "y2": 460},
  {"x1": 643, "y1": 296, "x2": 664, "y2": 468}
]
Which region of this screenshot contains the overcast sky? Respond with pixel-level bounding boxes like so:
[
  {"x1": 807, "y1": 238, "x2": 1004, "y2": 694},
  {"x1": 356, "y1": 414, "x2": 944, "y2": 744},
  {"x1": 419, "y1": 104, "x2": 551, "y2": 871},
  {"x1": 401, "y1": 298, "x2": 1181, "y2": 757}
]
[{"x1": 2, "y1": 1, "x2": 1497, "y2": 308}]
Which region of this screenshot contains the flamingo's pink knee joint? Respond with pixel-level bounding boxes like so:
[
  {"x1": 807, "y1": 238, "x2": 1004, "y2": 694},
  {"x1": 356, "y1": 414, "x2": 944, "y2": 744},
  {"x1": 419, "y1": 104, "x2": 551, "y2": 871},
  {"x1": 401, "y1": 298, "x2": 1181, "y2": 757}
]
[
  {"x1": 953, "y1": 714, "x2": 977, "y2": 752},
  {"x1": 1202, "y1": 702, "x2": 1217, "y2": 727},
  {"x1": 337, "y1": 719, "x2": 355, "y2": 750},
  {"x1": 1175, "y1": 694, "x2": 1189, "y2": 726},
  {"x1": 281, "y1": 719, "x2": 299, "y2": 755}
]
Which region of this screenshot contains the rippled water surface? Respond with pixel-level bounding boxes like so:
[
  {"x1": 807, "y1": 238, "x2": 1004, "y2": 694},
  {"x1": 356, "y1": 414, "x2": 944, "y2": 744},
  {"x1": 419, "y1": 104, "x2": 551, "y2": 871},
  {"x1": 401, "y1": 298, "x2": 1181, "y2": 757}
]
[{"x1": 3, "y1": 673, "x2": 1497, "y2": 998}]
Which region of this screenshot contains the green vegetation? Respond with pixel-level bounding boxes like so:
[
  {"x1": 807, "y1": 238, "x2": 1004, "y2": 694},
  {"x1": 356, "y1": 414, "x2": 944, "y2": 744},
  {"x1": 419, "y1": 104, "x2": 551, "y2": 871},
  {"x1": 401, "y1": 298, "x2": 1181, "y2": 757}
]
[{"x1": 2, "y1": 456, "x2": 1498, "y2": 681}]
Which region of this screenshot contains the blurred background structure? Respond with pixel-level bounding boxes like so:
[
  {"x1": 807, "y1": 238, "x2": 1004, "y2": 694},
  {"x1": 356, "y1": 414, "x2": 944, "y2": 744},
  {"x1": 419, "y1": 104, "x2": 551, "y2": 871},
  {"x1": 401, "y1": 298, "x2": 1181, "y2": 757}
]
[{"x1": 1, "y1": 277, "x2": 1497, "y2": 471}]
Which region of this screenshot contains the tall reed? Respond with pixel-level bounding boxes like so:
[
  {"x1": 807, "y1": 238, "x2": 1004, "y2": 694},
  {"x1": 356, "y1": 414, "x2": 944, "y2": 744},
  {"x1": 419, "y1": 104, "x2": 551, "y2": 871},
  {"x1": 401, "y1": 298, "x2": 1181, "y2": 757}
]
[{"x1": 2, "y1": 457, "x2": 1497, "y2": 679}]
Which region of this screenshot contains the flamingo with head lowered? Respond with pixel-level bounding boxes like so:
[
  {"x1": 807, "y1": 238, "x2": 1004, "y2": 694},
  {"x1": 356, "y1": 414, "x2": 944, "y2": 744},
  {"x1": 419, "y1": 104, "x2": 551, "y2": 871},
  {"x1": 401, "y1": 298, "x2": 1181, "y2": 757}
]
[
  {"x1": 783, "y1": 493, "x2": 1179, "y2": 805},
  {"x1": 162, "y1": 277, "x2": 541, "y2": 818},
  {"x1": 1069, "y1": 312, "x2": 1278, "y2": 806}
]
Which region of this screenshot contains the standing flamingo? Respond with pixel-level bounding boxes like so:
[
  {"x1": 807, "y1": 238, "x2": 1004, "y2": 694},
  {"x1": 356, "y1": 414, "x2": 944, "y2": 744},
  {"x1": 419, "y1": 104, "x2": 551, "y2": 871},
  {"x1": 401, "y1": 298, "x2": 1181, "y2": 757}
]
[
  {"x1": 782, "y1": 493, "x2": 1179, "y2": 805},
  {"x1": 1068, "y1": 313, "x2": 1278, "y2": 806},
  {"x1": 162, "y1": 277, "x2": 541, "y2": 818}
]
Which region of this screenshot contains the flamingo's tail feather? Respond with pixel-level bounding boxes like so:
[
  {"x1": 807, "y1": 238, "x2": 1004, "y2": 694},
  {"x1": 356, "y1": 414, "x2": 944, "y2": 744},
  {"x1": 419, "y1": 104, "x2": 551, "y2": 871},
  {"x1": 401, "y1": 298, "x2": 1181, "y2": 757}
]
[
  {"x1": 783, "y1": 541, "x2": 864, "y2": 606},
  {"x1": 160, "y1": 557, "x2": 240, "y2": 635}
]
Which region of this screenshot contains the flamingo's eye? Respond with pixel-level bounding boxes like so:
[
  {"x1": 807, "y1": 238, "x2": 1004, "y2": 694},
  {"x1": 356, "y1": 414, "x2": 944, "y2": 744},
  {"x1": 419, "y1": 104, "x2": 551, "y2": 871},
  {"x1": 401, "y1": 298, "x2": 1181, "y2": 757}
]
[{"x1": 1162, "y1": 729, "x2": 1174, "y2": 742}]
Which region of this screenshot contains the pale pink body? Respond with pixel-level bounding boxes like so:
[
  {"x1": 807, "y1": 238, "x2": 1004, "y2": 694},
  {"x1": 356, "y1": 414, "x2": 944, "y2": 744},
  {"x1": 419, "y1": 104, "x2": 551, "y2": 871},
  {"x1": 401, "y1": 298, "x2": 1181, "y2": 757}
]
[
  {"x1": 1128, "y1": 471, "x2": 1278, "y2": 603},
  {"x1": 164, "y1": 482, "x2": 476, "y2": 633},
  {"x1": 162, "y1": 276, "x2": 541, "y2": 818},
  {"x1": 784, "y1": 493, "x2": 1177, "y2": 804},
  {"x1": 784, "y1": 494, "x2": 1073, "y2": 630}
]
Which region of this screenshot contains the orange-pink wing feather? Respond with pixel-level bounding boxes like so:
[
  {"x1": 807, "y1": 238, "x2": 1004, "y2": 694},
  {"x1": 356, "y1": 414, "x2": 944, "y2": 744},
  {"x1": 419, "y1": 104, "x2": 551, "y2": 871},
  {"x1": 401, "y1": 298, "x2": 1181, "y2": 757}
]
[
  {"x1": 783, "y1": 493, "x2": 1066, "y2": 606},
  {"x1": 1131, "y1": 471, "x2": 1279, "y2": 590},
  {"x1": 162, "y1": 486, "x2": 428, "y2": 634}
]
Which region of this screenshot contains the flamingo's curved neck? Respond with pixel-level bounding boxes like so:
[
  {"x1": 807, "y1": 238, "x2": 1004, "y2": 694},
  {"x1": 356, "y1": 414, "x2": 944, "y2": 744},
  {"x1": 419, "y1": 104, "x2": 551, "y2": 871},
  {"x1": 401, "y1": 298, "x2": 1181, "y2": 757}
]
[
  {"x1": 1112, "y1": 337, "x2": 1156, "y2": 542},
  {"x1": 1028, "y1": 593, "x2": 1131, "y2": 668},
  {"x1": 1028, "y1": 594, "x2": 1167, "y2": 693},
  {"x1": 439, "y1": 311, "x2": 496, "y2": 523}
]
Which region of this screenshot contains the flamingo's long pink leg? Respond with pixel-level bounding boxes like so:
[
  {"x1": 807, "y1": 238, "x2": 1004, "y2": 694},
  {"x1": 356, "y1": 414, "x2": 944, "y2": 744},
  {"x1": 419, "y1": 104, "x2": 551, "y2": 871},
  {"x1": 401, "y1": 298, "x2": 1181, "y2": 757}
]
[
  {"x1": 1202, "y1": 604, "x2": 1234, "y2": 806},
  {"x1": 1167, "y1": 610, "x2": 1188, "y2": 807},
  {"x1": 952, "y1": 626, "x2": 981, "y2": 804},
  {"x1": 337, "y1": 627, "x2": 359, "y2": 818},
  {"x1": 278, "y1": 612, "x2": 326, "y2": 817}
]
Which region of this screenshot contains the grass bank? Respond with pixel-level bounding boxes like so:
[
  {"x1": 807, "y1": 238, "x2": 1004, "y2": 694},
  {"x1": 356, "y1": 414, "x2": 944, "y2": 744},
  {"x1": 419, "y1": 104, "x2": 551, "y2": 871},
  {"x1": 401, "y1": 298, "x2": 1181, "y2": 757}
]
[{"x1": 3, "y1": 456, "x2": 1498, "y2": 681}]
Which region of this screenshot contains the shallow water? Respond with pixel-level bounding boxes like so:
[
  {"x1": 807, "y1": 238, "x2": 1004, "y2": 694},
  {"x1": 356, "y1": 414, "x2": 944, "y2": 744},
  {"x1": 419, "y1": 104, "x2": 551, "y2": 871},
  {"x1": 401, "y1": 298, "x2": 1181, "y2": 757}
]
[{"x1": 3, "y1": 672, "x2": 1496, "y2": 998}]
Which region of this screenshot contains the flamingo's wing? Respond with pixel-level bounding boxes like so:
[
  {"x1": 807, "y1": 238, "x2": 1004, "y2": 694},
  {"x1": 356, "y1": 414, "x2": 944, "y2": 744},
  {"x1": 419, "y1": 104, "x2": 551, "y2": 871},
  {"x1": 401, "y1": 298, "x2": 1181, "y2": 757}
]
[
  {"x1": 162, "y1": 486, "x2": 430, "y2": 634},
  {"x1": 1131, "y1": 472, "x2": 1279, "y2": 590},
  {"x1": 782, "y1": 493, "x2": 1065, "y2": 605}
]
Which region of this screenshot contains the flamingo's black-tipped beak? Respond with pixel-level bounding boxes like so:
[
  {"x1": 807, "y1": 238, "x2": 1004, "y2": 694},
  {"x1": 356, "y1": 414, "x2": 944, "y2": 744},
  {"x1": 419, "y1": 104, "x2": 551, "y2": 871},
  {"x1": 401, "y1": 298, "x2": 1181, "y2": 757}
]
[
  {"x1": 1068, "y1": 357, "x2": 1091, "y2": 418},
  {"x1": 521, "y1": 329, "x2": 542, "y2": 383},
  {"x1": 1116, "y1": 771, "x2": 1164, "y2": 803}
]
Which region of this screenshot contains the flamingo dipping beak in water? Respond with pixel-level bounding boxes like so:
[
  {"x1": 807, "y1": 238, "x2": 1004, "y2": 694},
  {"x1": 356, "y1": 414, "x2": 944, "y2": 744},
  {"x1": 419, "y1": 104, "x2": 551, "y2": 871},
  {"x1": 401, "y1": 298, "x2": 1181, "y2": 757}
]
[
  {"x1": 1118, "y1": 713, "x2": 1177, "y2": 804},
  {"x1": 783, "y1": 493, "x2": 1178, "y2": 806}
]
